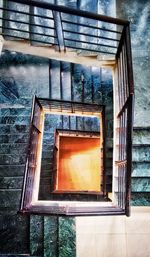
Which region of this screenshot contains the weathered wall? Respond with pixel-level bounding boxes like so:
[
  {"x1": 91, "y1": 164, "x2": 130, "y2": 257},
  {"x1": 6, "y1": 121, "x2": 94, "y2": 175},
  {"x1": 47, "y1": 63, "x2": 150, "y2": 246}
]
[
  {"x1": 0, "y1": 52, "x2": 78, "y2": 256},
  {"x1": 0, "y1": 0, "x2": 149, "y2": 256},
  {"x1": 0, "y1": 53, "x2": 49, "y2": 255},
  {"x1": 75, "y1": 1, "x2": 150, "y2": 256},
  {"x1": 0, "y1": 48, "x2": 113, "y2": 255},
  {"x1": 116, "y1": 0, "x2": 150, "y2": 126}
]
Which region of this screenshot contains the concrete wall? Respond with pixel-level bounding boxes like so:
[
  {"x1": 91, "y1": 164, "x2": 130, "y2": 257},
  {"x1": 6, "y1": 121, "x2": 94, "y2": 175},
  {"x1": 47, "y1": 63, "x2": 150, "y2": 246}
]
[
  {"x1": 116, "y1": 0, "x2": 150, "y2": 126},
  {"x1": 0, "y1": 51, "x2": 113, "y2": 255},
  {"x1": 0, "y1": 0, "x2": 149, "y2": 256}
]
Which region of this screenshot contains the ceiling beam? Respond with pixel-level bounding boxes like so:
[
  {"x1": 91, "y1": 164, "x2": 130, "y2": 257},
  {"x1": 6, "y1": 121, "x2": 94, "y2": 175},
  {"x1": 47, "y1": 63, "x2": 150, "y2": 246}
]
[{"x1": 3, "y1": 39, "x2": 115, "y2": 68}]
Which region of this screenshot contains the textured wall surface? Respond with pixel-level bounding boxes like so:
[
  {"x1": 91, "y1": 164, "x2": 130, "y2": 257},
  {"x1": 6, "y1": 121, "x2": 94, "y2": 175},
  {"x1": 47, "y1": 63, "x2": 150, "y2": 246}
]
[
  {"x1": 116, "y1": 0, "x2": 150, "y2": 126},
  {"x1": 0, "y1": 0, "x2": 149, "y2": 256},
  {"x1": 116, "y1": 0, "x2": 150, "y2": 206},
  {"x1": 0, "y1": 52, "x2": 113, "y2": 255}
]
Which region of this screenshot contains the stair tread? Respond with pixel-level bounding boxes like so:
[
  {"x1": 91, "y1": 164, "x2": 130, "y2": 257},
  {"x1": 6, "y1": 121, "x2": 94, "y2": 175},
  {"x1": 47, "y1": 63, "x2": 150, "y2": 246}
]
[
  {"x1": 132, "y1": 176, "x2": 150, "y2": 178},
  {"x1": 134, "y1": 127, "x2": 150, "y2": 131},
  {"x1": 133, "y1": 144, "x2": 150, "y2": 147},
  {"x1": 133, "y1": 160, "x2": 150, "y2": 163}
]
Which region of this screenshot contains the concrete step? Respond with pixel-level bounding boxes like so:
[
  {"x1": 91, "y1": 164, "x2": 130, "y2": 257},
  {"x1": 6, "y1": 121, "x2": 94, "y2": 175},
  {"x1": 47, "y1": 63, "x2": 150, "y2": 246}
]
[
  {"x1": 132, "y1": 162, "x2": 150, "y2": 177},
  {"x1": 0, "y1": 133, "x2": 29, "y2": 143},
  {"x1": 132, "y1": 128, "x2": 150, "y2": 200},
  {"x1": 0, "y1": 115, "x2": 30, "y2": 125},
  {"x1": 0, "y1": 154, "x2": 26, "y2": 165},
  {"x1": 0, "y1": 143, "x2": 28, "y2": 154},
  {"x1": 132, "y1": 145, "x2": 150, "y2": 162},
  {"x1": 0, "y1": 164, "x2": 25, "y2": 177},
  {"x1": 0, "y1": 107, "x2": 31, "y2": 117},
  {"x1": 0, "y1": 124, "x2": 29, "y2": 134},
  {"x1": 133, "y1": 127, "x2": 150, "y2": 145},
  {"x1": 0, "y1": 188, "x2": 21, "y2": 209},
  {"x1": 131, "y1": 192, "x2": 150, "y2": 206},
  {"x1": 0, "y1": 212, "x2": 29, "y2": 253},
  {"x1": 131, "y1": 177, "x2": 150, "y2": 192},
  {"x1": 0, "y1": 176, "x2": 23, "y2": 189}
]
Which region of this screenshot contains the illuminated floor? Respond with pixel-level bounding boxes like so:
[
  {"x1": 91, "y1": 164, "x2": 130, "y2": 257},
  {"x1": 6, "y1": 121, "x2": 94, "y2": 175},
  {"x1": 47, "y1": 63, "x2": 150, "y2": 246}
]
[
  {"x1": 76, "y1": 207, "x2": 150, "y2": 257},
  {"x1": 56, "y1": 136, "x2": 101, "y2": 191}
]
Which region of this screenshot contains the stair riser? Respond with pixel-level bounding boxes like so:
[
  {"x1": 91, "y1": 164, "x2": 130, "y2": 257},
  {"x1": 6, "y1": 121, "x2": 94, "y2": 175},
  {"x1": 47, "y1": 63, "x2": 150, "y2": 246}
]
[
  {"x1": 132, "y1": 162, "x2": 150, "y2": 177},
  {"x1": 131, "y1": 178, "x2": 150, "y2": 192},
  {"x1": 132, "y1": 147, "x2": 150, "y2": 162},
  {"x1": 133, "y1": 131, "x2": 150, "y2": 144}
]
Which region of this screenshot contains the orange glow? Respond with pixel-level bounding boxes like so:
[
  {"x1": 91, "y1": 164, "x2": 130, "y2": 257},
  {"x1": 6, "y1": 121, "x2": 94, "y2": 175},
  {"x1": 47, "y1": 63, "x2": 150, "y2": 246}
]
[{"x1": 56, "y1": 136, "x2": 101, "y2": 192}]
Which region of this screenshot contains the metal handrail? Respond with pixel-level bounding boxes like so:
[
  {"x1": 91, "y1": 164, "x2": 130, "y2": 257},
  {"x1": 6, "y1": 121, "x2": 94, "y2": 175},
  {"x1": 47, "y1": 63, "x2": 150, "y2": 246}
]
[
  {"x1": 8, "y1": 0, "x2": 129, "y2": 26},
  {"x1": 1, "y1": 0, "x2": 130, "y2": 56}
]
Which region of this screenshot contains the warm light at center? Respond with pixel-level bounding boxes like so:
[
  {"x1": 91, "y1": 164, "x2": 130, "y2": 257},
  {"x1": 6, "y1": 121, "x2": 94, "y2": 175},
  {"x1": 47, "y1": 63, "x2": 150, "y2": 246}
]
[{"x1": 57, "y1": 136, "x2": 101, "y2": 192}]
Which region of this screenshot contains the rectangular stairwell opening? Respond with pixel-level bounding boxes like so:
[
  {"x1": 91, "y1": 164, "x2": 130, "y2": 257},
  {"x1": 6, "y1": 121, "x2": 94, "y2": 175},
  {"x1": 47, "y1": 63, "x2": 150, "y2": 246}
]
[
  {"x1": 54, "y1": 131, "x2": 101, "y2": 193},
  {"x1": 37, "y1": 99, "x2": 106, "y2": 202},
  {"x1": 0, "y1": 0, "x2": 134, "y2": 216}
]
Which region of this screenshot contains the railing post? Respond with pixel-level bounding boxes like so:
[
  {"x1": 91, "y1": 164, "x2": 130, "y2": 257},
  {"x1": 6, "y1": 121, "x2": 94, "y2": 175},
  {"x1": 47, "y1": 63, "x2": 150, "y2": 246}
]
[
  {"x1": 0, "y1": 35, "x2": 4, "y2": 54},
  {"x1": 124, "y1": 24, "x2": 134, "y2": 216},
  {"x1": 125, "y1": 94, "x2": 134, "y2": 216}
]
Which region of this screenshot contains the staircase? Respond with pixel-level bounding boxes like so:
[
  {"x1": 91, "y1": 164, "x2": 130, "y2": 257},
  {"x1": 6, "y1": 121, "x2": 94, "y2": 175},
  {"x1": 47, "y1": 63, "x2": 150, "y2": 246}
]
[
  {"x1": 132, "y1": 127, "x2": 150, "y2": 205},
  {"x1": 0, "y1": 49, "x2": 113, "y2": 255},
  {"x1": 0, "y1": 92, "x2": 76, "y2": 256},
  {"x1": 0, "y1": 47, "x2": 77, "y2": 255},
  {"x1": 0, "y1": 0, "x2": 138, "y2": 255},
  {"x1": 37, "y1": 58, "x2": 113, "y2": 201},
  {"x1": 0, "y1": 0, "x2": 117, "y2": 68}
]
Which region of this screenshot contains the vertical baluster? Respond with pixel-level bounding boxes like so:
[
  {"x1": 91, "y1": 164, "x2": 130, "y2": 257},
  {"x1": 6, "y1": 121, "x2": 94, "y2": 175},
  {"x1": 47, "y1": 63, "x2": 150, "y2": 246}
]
[
  {"x1": 91, "y1": 72, "x2": 94, "y2": 103},
  {"x1": 119, "y1": 58, "x2": 122, "y2": 110},
  {"x1": 68, "y1": 116, "x2": 71, "y2": 130},
  {"x1": 125, "y1": 25, "x2": 134, "y2": 94},
  {"x1": 123, "y1": 40, "x2": 129, "y2": 98},
  {"x1": 60, "y1": 61, "x2": 63, "y2": 100},
  {"x1": 121, "y1": 116, "x2": 123, "y2": 162},
  {"x1": 61, "y1": 115, "x2": 64, "y2": 130},
  {"x1": 122, "y1": 44, "x2": 127, "y2": 102},
  {"x1": 119, "y1": 117, "x2": 121, "y2": 161},
  {"x1": 117, "y1": 59, "x2": 121, "y2": 110},
  {"x1": 123, "y1": 164, "x2": 126, "y2": 209},
  {"x1": 76, "y1": 116, "x2": 78, "y2": 131},
  {"x1": 71, "y1": 63, "x2": 74, "y2": 102},
  {"x1": 118, "y1": 165, "x2": 120, "y2": 206},
  {"x1": 120, "y1": 51, "x2": 125, "y2": 106},
  {"x1": 82, "y1": 117, "x2": 85, "y2": 131},
  {"x1": 81, "y1": 74, "x2": 85, "y2": 103},
  {"x1": 120, "y1": 165, "x2": 122, "y2": 208}
]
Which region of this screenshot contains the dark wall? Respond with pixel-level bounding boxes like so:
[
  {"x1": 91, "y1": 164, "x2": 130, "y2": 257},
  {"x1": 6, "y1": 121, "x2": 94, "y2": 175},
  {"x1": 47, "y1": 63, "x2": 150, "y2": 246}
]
[
  {"x1": 0, "y1": 50, "x2": 113, "y2": 255},
  {"x1": 116, "y1": 0, "x2": 150, "y2": 126}
]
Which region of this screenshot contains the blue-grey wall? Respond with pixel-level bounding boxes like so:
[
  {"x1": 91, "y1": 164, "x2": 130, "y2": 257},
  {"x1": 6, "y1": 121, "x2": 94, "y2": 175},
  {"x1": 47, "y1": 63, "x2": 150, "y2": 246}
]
[
  {"x1": 0, "y1": 48, "x2": 113, "y2": 255},
  {"x1": 0, "y1": 0, "x2": 149, "y2": 256},
  {"x1": 116, "y1": 0, "x2": 150, "y2": 126}
]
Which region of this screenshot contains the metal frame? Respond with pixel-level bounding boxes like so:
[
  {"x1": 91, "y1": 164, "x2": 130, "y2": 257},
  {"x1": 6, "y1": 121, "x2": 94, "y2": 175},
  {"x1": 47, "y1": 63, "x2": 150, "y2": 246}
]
[
  {"x1": 0, "y1": 0, "x2": 134, "y2": 216},
  {"x1": 113, "y1": 25, "x2": 134, "y2": 217},
  {"x1": 52, "y1": 129, "x2": 102, "y2": 193},
  {"x1": 20, "y1": 97, "x2": 113, "y2": 216},
  {"x1": 0, "y1": 0, "x2": 129, "y2": 56}
]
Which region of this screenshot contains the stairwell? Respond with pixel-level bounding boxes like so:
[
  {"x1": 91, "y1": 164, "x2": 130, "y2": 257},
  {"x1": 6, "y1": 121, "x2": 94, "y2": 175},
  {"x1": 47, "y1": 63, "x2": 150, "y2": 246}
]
[
  {"x1": 0, "y1": 0, "x2": 146, "y2": 256},
  {"x1": 132, "y1": 127, "x2": 150, "y2": 205},
  {"x1": 0, "y1": 51, "x2": 113, "y2": 256},
  {"x1": 0, "y1": 62, "x2": 76, "y2": 257}
]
